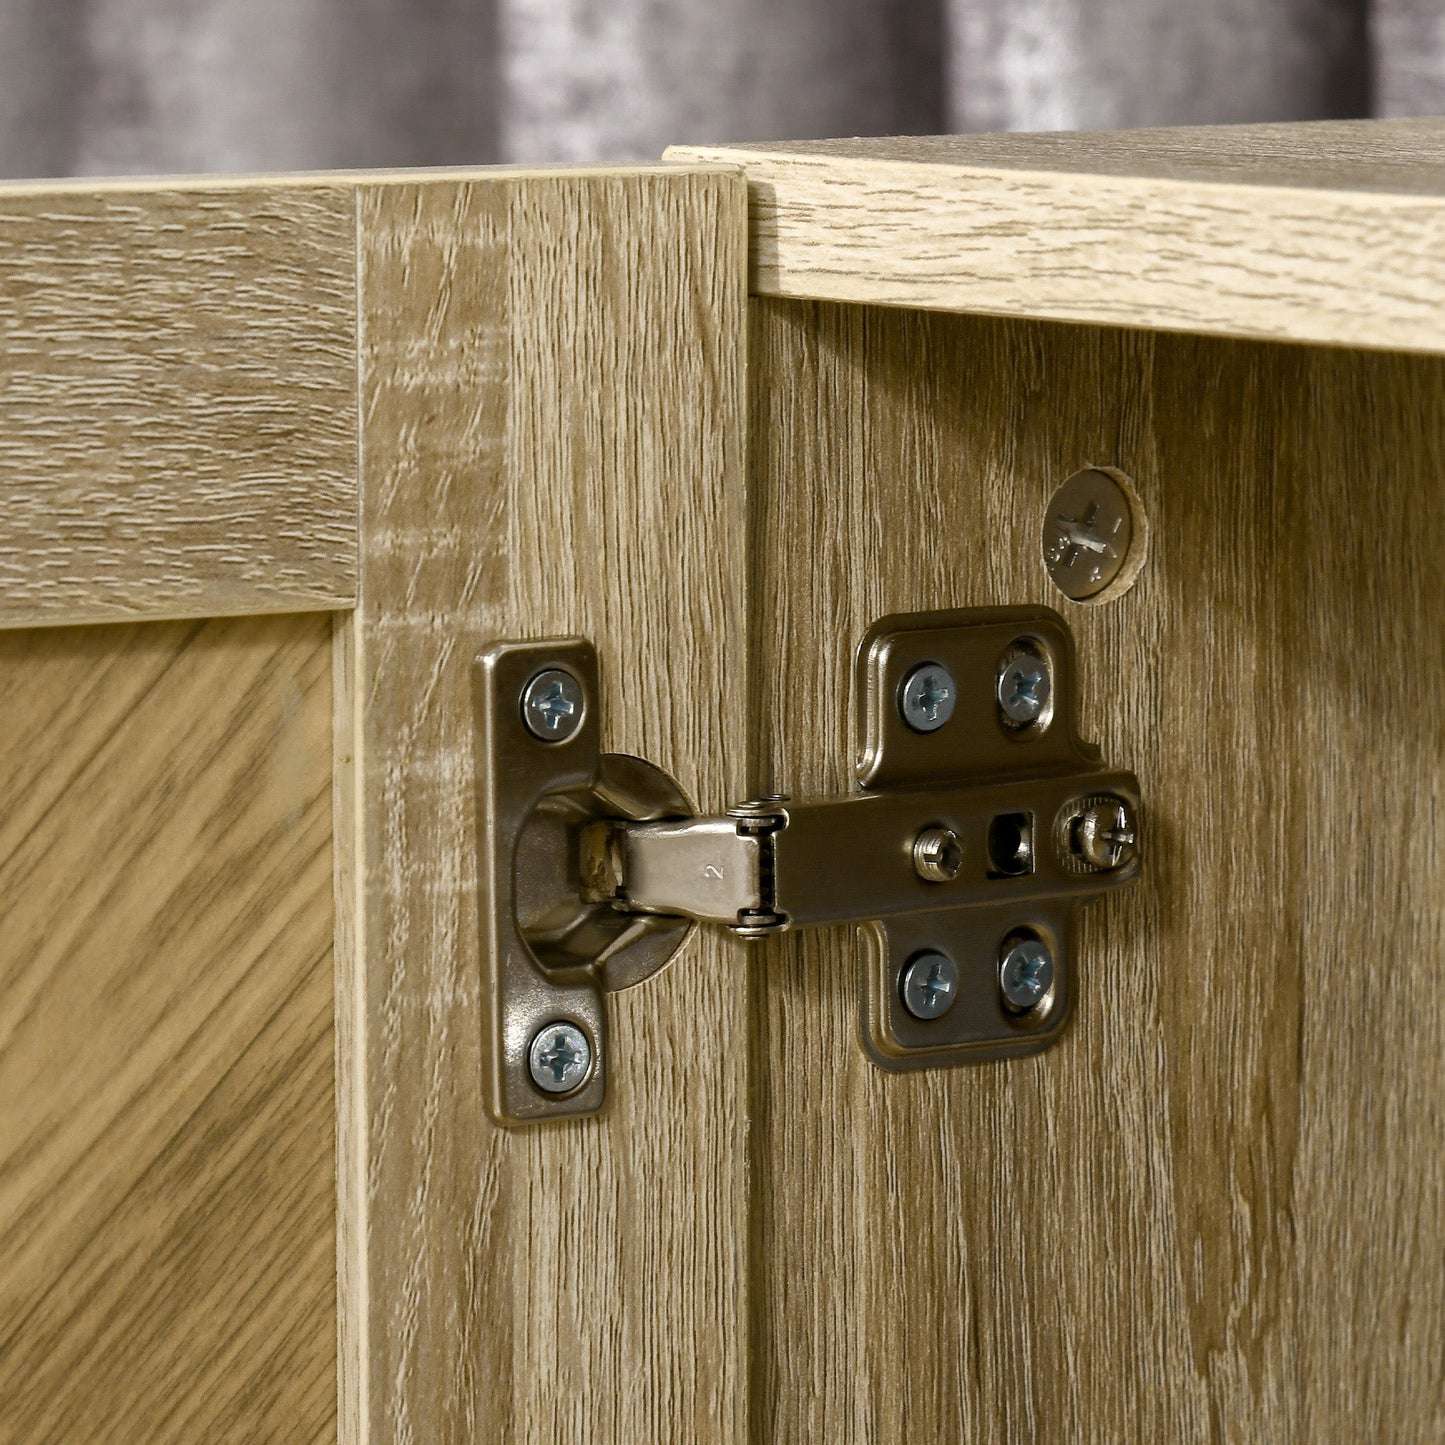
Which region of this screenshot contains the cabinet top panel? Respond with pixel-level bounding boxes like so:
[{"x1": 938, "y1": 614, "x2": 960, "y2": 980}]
[{"x1": 669, "y1": 119, "x2": 1445, "y2": 354}]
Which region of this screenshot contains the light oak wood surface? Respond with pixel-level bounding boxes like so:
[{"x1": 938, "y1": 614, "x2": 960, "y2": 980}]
[
  {"x1": 668, "y1": 119, "x2": 1445, "y2": 354},
  {"x1": 743, "y1": 297, "x2": 1444, "y2": 1440},
  {"x1": 337, "y1": 166, "x2": 749, "y2": 1442},
  {"x1": 0, "y1": 187, "x2": 357, "y2": 627},
  {"x1": 3, "y1": 126, "x2": 1440, "y2": 1440},
  {"x1": 0, "y1": 613, "x2": 336, "y2": 1440}
]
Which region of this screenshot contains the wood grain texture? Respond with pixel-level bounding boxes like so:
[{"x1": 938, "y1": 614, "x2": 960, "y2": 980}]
[
  {"x1": 744, "y1": 297, "x2": 1445, "y2": 1440},
  {"x1": 668, "y1": 119, "x2": 1445, "y2": 354},
  {"x1": 0, "y1": 613, "x2": 336, "y2": 1440},
  {"x1": 0, "y1": 187, "x2": 357, "y2": 627},
  {"x1": 339, "y1": 167, "x2": 749, "y2": 1442}
]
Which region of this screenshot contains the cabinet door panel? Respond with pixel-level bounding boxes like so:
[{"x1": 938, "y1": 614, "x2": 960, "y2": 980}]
[{"x1": 0, "y1": 162, "x2": 748, "y2": 1444}]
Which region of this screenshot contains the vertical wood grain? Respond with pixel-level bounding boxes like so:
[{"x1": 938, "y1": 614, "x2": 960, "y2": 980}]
[
  {"x1": 746, "y1": 298, "x2": 1445, "y2": 1440},
  {"x1": 0, "y1": 614, "x2": 336, "y2": 1440},
  {"x1": 339, "y1": 167, "x2": 749, "y2": 1442}
]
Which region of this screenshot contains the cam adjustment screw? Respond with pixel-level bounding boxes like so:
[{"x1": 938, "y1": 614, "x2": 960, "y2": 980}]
[
  {"x1": 900, "y1": 662, "x2": 957, "y2": 733},
  {"x1": 900, "y1": 950, "x2": 959, "y2": 1020},
  {"x1": 996, "y1": 647, "x2": 1052, "y2": 728},
  {"x1": 913, "y1": 827, "x2": 964, "y2": 883},
  {"x1": 521, "y1": 667, "x2": 586, "y2": 743},
  {"x1": 999, "y1": 936, "x2": 1055, "y2": 1013},
  {"x1": 1073, "y1": 797, "x2": 1139, "y2": 871},
  {"x1": 528, "y1": 1021, "x2": 593, "y2": 1094}
]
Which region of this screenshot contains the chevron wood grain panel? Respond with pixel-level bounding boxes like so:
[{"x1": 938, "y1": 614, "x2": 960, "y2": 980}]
[{"x1": 0, "y1": 613, "x2": 336, "y2": 1441}]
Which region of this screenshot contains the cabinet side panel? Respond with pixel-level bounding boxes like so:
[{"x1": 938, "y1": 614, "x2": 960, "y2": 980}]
[
  {"x1": 344, "y1": 168, "x2": 749, "y2": 1442},
  {"x1": 746, "y1": 299, "x2": 1445, "y2": 1440},
  {"x1": 0, "y1": 189, "x2": 358, "y2": 627},
  {"x1": 0, "y1": 614, "x2": 336, "y2": 1440}
]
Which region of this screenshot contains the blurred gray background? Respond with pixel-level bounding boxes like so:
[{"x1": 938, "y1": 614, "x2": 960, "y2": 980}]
[{"x1": 0, "y1": 0, "x2": 1438, "y2": 178}]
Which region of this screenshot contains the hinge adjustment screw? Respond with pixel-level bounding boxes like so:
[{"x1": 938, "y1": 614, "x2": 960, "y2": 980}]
[
  {"x1": 1072, "y1": 797, "x2": 1138, "y2": 871},
  {"x1": 913, "y1": 827, "x2": 964, "y2": 883}
]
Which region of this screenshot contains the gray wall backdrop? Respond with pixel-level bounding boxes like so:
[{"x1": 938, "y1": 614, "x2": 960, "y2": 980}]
[{"x1": 0, "y1": 0, "x2": 1436, "y2": 179}]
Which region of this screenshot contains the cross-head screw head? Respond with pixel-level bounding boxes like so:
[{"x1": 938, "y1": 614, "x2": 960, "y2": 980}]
[
  {"x1": 1073, "y1": 796, "x2": 1139, "y2": 871},
  {"x1": 900, "y1": 950, "x2": 959, "y2": 1020},
  {"x1": 528, "y1": 1021, "x2": 593, "y2": 1094},
  {"x1": 1042, "y1": 467, "x2": 1137, "y2": 602},
  {"x1": 913, "y1": 826, "x2": 964, "y2": 883},
  {"x1": 996, "y1": 646, "x2": 1052, "y2": 729},
  {"x1": 998, "y1": 935, "x2": 1055, "y2": 1013},
  {"x1": 521, "y1": 668, "x2": 586, "y2": 743},
  {"x1": 899, "y1": 662, "x2": 956, "y2": 733}
]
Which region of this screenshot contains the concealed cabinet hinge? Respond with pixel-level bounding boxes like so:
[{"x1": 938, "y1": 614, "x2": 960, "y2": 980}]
[{"x1": 478, "y1": 608, "x2": 1141, "y2": 1125}]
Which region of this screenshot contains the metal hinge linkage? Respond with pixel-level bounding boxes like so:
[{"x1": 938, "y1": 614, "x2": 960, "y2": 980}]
[{"x1": 478, "y1": 608, "x2": 1140, "y2": 1125}]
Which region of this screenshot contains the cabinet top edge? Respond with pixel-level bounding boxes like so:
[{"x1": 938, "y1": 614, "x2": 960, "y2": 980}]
[
  {"x1": 666, "y1": 120, "x2": 1445, "y2": 199},
  {"x1": 0, "y1": 160, "x2": 744, "y2": 200},
  {"x1": 665, "y1": 119, "x2": 1445, "y2": 356}
]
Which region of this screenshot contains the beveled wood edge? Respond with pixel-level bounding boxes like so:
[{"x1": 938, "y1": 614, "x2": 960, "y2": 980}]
[
  {"x1": 332, "y1": 610, "x2": 367, "y2": 1444},
  {"x1": 0, "y1": 595, "x2": 358, "y2": 633}
]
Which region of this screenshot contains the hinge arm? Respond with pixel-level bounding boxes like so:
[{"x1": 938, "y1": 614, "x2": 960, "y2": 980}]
[{"x1": 604, "y1": 768, "x2": 1138, "y2": 938}]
